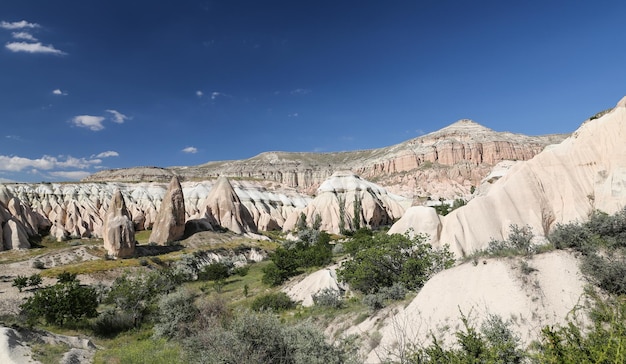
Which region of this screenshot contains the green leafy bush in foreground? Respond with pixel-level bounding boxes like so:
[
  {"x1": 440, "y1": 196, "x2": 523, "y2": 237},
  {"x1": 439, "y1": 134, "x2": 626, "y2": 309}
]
[
  {"x1": 338, "y1": 232, "x2": 454, "y2": 294},
  {"x1": 21, "y1": 280, "x2": 98, "y2": 327}
]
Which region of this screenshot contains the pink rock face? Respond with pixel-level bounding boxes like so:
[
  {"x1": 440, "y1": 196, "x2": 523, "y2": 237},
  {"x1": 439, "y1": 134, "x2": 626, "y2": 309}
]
[
  {"x1": 103, "y1": 190, "x2": 135, "y2": 258},
  {"x1": 198, "y1": 177, "x2": 257, "y2": 234},
  {"x1": 149, "y1": 176, "x2": 186, "y2": 245}
]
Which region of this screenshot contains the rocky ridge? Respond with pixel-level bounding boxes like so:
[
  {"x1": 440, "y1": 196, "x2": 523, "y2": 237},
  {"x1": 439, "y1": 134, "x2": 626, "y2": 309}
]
[
  {"x1": 85, "y1": 120, "x2": 567, "y2": 200},
  {"x1": 390, "y1": 96, "x2": 626, "y2": 256}
]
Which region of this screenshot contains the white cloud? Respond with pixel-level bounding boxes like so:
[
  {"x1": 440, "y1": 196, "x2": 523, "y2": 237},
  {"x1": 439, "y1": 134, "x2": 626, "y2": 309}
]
[
  {"x1": 0, "y1": 20, "x2": 40, "y2": 30},
  {"x1": 288, "y1": 113, "x2": 299, "y2": 118},
  {"x1": 211, "y1": 92, "x2": 222, "y2": 100},
  {"x1": 196, "y1": 90, "x2": 204, "y2": 97},
  {"x1": 105, "y1": 109, "x2": 129, "y2": 124},
  {"x1": 94, "y1": 151, "x2": 119, "y2": 158},
  {"x1": 71, "y1": 115, "x2": 106, "y2": 131},
  {"x1": 11, "y1": 31, "x2": 37, "y2": 41},
  {"x1": 5, "y1": 41, "x2": 66, "y2": 55},
  {"x1": 48, "y1": 171, "x2": 91, "y2": 180},
  {"x1": 182, "y1": 147, "x2": 198, "y2": 154},
  {"x1": 52, "y1": 89, "x2": 67, "y2": 96},
  {"x1": 0, "y1": 154, "x2": 101, "y2": 172},
  {"x1": 290, "y1": 88, "x2": 311, "y2": 95}
]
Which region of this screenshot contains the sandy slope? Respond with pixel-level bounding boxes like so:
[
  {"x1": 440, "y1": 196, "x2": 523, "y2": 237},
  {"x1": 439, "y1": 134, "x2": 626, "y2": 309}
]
[{"x1": 354, "y1": 250, "x2": 586, "y2": 363}]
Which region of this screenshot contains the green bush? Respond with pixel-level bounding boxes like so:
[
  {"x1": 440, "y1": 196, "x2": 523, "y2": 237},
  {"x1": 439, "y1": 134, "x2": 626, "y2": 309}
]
[
  {"x1": 251, "y1": 292, "x2": 295, "y2": 312},
  {"x1": 363, "y1": 293, "x2": 385, "y2": 312},
  {"x1": 12, "y1": 275, "x2": 28, "y2": 292},
  {"x1": 28, "y1": 274, "x2": 42, "y2": 288},
  {"x1": 262, "y1": 229, "x2": 333, "y2": 286},
  {"x1": 56, "y1": 271, "x2": 77, "y2": 284},
  {"x1": 92, "y1": 310, "x2": 135, "y2": 337},
  {"x1": 154, "y1": 289, "x2": 199, "y2": 340},
  {"x1": 410, "y1": 313, "x2": 524, "y2": 363},
  {"x1": 338, "y1": 232, "x2": 454, "y2": 294},
  {"x1": 312, "y1": 288, "x2": 344, "y2": 309},
  {"x1": 184, "y1": 310, "x2": 358, "y2": 364},
  {"x1": 535, "y1": 292, "x2": 626, "y2": 363},
  {"x1": 198, "y1": 262, "x2": 231, "y2": 281},
  {"x1": 21, "y1": 280, "x2": 98, "y2": 327}
]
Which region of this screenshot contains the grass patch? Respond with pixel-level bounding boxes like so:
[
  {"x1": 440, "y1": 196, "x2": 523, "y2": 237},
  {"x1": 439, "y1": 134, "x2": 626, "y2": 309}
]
[
  {"x1": 93, "y1": 329, "x2": 184, "y2": 364},
  {"x1": 30, "y1": 342, "x2": 70, "y2": 364},
  {"x1": 134, "y1": 230, "x2": 152, "y2": 244}
]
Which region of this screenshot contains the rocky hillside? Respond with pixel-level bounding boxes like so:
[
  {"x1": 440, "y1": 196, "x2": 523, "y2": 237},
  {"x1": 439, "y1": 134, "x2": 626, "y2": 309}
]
[
  {"x1": 391, "y1": 96, "x2": 626, "y2": 256},
  {"x1": 84, "y1": 120, "x2": 567, "y2": 200}
]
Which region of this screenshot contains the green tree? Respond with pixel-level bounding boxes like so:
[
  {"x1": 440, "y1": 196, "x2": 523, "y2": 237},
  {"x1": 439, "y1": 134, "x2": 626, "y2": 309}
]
[
  {"x1": 352, "y1": 194, "x2": 362, "y2": 231},
  {"x1": 338, "y1": 232, "x2": 454, "y2": 294},
  {"x1": 21, "y1": 281, "x2": 98, "y2": 326}
]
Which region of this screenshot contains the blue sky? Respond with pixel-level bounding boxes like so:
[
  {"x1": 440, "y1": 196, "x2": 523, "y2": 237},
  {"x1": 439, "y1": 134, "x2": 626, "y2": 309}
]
[{"x1": 1, "y1": 1, "x2": 625, "y2": 182}]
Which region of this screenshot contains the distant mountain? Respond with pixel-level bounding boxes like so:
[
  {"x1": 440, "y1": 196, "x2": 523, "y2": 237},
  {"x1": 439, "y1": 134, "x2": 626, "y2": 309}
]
[{"x1": 83, "y1": 120, "x2": 567, "y2": 200}]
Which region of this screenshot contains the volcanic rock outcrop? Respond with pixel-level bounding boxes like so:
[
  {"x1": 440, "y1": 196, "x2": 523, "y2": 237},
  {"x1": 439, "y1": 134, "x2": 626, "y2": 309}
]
[
  {"x1": 392, "y1": 96, "x2": 626, "y2": 256},
  {"x1": 193, "y1": 177, "x2": 257, "y2": 234},
  {"x1": 283, "y1": 171, "x2": 409, "y2": 234},
  {"x1": 85, "y1": 120, "x2": 566, "y2": 200},
  {"x1": 103, "y1": 190, "x2": 135, "y2": 258},
  {"x1": 149, "y1": 176, "x2": 186, "y2": 245}
]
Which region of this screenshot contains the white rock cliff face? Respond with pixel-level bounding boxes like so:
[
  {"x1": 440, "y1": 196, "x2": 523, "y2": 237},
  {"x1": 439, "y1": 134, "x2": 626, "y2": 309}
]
[
  {"x1": 149, "y1": 176, "x2": 186, "y2": 245},
  {"x1": 102, "y1": 190, "x2": 135, "y2": 258},
  {"x1": 85, "y1": 120, "x2": 565, "y2": 200},
  {"x1": 391, "y1": 97, "x2": 626, "y2": 257},
  {"x1": 283, "y1": 171, "x2": 409, "y2": 234}
]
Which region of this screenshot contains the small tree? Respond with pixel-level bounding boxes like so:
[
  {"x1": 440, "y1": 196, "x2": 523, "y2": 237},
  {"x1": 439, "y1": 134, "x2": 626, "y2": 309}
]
[{"x1": 21, "y1": 280, "x2": 98, "y2": 326}]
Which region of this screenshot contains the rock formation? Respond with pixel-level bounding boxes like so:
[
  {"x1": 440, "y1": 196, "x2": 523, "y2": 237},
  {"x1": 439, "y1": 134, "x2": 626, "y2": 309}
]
[
  {"x1": 102, "y1": 190, "x2": 135, "y2": 258},
  {"x1": 387, "y1": 206, "x2": 441, "y2": 244},
  {"x1": 149, "y1": 176, "x2": 186, "y2": 245},
  {"x1": 391, "y1": 96, "x2": 626, "y2": 257},
  {"x1": 194, "y1": 176, "x2": 257, "y2": 234},
  {"x1": 283, "y1": 171, "x2": 409, "y2": 234},
  {"x1": 349, "y1": 251, "x2": 585, "y2": 362},
  {"x1": 84, "y1": 120, "x2": 566, "y2": 200}
]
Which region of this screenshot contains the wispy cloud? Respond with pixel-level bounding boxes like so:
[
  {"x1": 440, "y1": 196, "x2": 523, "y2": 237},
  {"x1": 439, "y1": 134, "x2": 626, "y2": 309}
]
[
  {"x1": 5, "y1": 41, "x2": 66, "y2": 55},
  {"x1": 290, "y1": 88, "x2": 311, "y2": 95},
  {"x1": 5, "y1": 135, "x2": 23, "y2": 141},
  {"x1": 94, "y1": 151, "x2": 119, "y2": 158},
  {"x1": 182, "y1": 146, "x2": 198, "y2": 154},
  {"x1": 52, "y1": 88, "x2": 67, "y2": 96},
  {"x1": 48, "y1": 171, "x2": 91, "y2": 180},
  {"x1": 288, "y1": 113, "x2": 299, "y2": 118},
  {"x1": 211, "y1": 92, "x2": 223, "y2": 100},
  {"x1": 105, "y1": 109, "x2": 129, "y2": 124},
  {"x1": 196, "y1": 90, "x2": 204, "y2": 97},
  {"x1": 71, "y1": 115, "x2": 106, "y2": 131},
  {"x1": 12, "y1": 31, "x2": 37, "y2": 41},
  {"x1": 0, "y1": 154, "x2": 101, "y2": 172},
  {"x1": 0, "y1": 20, "x2": 40, "y2": 30}
]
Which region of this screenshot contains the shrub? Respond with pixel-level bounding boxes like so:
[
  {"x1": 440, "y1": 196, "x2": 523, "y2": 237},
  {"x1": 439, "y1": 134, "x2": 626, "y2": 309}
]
[
  {"x1": 57, "y1": 271, "x2": 77, "y2": 284},
  {"x1": 581, "y1": 253, "x2": 626, "y2": 295},
  {"x1": 21, "y1": 281, "x2": 98, "y2": 326},
  {"x1": 154, "y1": 289, "x2": 198, "y2": 340},
  {"x1": 410, "y1": 313, "x2": 524, "y2": 363},
  {"x1": 363, "y1": 294, "x2": 385, "y2": 312},
  {"x1": 184, "y1": 310, "x2": 357, "y2": 364},
  {"x1": 28, "y1": 274, "x2": 42, "y2": 288},
  {"x1": 233, "y1": 265, "x2": 249, "y2": 277},
  {"x1": 12, "y1": 275, "x2": 28, "y2": 292},
  {"x1": 251, "y1": 292, "x2": 295, "y2": 312},
  {"x1": 92, "y1": 310, "x2": 135, "y2": 337},
  {"x1": 338, "y1": 232, "x2": 454, "y2": 294},
  {"x1": 312, "y1": 288, "x2": 344, "y2": 309},
  {"x1": 198, "y1": 262, "x2": 230, "y2": 281},
  {"x1": 378, "y1": 282, "x2": 407, "y2": 301}
]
